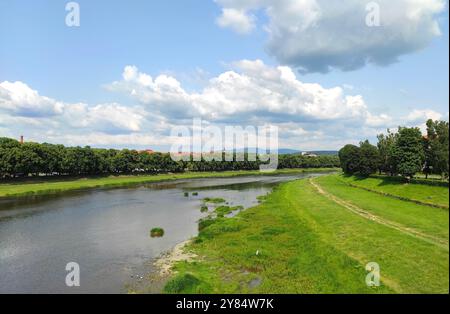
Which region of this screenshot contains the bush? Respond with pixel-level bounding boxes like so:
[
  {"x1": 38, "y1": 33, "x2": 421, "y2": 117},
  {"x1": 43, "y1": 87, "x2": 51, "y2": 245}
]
[
  {"x1": 150, "y1": 227, "x2": 165, "y2": 238},
  {"x1": 203, "y1": 197, "x2": 226, "y2": 204},
  {"x1": 163, "y1": 273, "x2": 201, "y2": 294},
  {"x1": 198, "y1": 217, "x2": 217, "y2": 231}
]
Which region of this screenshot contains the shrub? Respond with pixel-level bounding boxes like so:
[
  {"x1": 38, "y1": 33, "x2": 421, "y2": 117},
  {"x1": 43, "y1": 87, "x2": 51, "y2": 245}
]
[
  {"x1": 203, "y1": 197, "x2": 226, "y2": 204},
  {"x1": 163, "y1": 273, "x2": 201, "y2": 294},
  {"x1": 150, "y1": 227, "x2": 165, "y2": 238}
]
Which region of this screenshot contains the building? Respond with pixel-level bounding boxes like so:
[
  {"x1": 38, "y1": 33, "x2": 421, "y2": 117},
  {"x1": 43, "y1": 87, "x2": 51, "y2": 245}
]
[{"x1": 301, "y1": 152, "x2": 319, "y2": 157}]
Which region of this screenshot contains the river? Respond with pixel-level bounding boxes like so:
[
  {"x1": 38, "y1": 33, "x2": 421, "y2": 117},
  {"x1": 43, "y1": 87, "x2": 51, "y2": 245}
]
[{"x1": 0, "y1": 172, "x2": 330, "y2": 294}]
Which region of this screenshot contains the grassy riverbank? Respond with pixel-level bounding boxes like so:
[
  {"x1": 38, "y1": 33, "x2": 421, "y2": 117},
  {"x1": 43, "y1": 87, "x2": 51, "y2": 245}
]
[
  {"x1": 337, "y1": 175, "x2": 449, "y2": 209},
  {"x1": 0, "y1": 168, "x2": 337, "y2": 199},
  {"x1": 162, "y1": 173, "x2": 449, "y2": 294}
]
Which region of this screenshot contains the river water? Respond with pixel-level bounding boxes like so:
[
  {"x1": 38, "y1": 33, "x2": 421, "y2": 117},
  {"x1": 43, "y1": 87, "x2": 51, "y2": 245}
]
[{"x1": 0, "y1": 172, "x2": 329, "y2": 294}]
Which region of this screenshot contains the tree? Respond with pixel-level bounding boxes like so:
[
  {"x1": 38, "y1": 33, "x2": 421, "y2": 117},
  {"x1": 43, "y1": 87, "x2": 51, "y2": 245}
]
[
  {"x1": 424, "y1": 119, "x2": 449, "y2": 179},
  {"x1": 358, "y1": 140, "x2": 380, "y2": 176},
  {"x1": 377, "y1": 130, "x2": 398, "y2": 176},
  {"x1": 392, "y1": 127, "x2": 425, "y2": 181},
  {"x1": 339, "y1": 144, "x2": 360, "y2": 174}
]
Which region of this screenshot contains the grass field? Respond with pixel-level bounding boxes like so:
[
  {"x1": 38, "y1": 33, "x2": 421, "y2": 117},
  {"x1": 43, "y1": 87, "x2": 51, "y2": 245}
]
[
  {"x1": 0, "y1": 168, "x2": 337, "y2": 199},
  {"x1": 162, "y1": 174, "x2": 449, "y2": 294},
  {"x1": 338, "y1": 174, "x2": 449, "y2": 209}
]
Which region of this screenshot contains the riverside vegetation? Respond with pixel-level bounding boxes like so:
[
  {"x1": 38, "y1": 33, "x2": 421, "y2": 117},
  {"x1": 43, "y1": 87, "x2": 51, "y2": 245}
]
[{"x1": 163, "y1": 173, "x2": 449, "y2": 294}]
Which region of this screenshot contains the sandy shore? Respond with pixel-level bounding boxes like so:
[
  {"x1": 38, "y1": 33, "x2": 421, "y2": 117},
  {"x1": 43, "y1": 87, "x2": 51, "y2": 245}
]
[{"x1": 153, "y1": 240, "x2": 197, "y2": 276}]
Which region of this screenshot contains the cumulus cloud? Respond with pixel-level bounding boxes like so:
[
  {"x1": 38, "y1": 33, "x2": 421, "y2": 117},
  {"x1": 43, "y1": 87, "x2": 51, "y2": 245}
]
[
  {"x1": 0, "y1": 81, "x2": 64, "y2": 117},
  {"x1": 216, "y1": 8, "x2": 256, "y2": 34},
  {"x1": 215, "y1": 0, "x2": 446, "y2": 72},
  {"x1": 1, "y1": 61, "x2": 446, "y2": 149},
  {"x1": 0, "y1": 81, "x2": 148, "y2": 138},
  {"x1": 405, "y1": 109, "x2": 443, "y2": 123},
  {"x1": 108, "y1": 60, "x2": 378, "y2": 124}
]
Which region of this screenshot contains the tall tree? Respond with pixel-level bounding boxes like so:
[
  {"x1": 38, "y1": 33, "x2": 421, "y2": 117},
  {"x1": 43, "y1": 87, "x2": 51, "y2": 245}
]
[
  {"x1": 392, "y1": 127, "x2": 425, "y2": 181},
  {"x1": 425, "y1": 119, "x2": 449, "y2": 179},
  {"x1": 358, "y1": 140, "x2": 380, "y2": 176},
  {"x1": 377, "y1": 130, "x2": 398, "y2": 176},
  {"x1": 339, "y1": 144, "x2": 360, "y2": 174}
]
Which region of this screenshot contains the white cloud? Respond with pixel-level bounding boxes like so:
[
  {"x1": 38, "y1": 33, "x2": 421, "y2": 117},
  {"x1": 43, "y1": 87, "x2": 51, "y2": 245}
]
[
  {"x1": 0, "y1": 81, "x2": 64, "y2": 117},
  {"x1": 1, "y1": 62, "x2": 446, "y2": 150},
  {"x1": 215, "y1": 0, "x2": 446, "y2": 72},
  {"x1": 108, "y1": 60, "x2": 376, "y2": 124},
  {"x1": 405, "y1": 109, "x2": 443, "y2": 122},
  {"x1": 216, "y1": 8, "x2": 256, "y2": 34},
  {"x1": 0, "y1": 81, "x2": 147, "y2": 137}
]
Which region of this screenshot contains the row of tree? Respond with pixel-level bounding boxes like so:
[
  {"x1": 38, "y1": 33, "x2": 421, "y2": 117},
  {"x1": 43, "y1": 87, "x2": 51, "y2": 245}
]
[
  {"x1": 0, "y1": 137, "x2": 340, "y2": 179},
  {"x1": 339, "y1": 119, "x2": 449, "y2": 180}
]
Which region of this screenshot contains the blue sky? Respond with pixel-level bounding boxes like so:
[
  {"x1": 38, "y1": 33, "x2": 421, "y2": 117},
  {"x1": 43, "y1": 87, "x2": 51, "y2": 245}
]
[{"x1": 0, "y1": 0, "x2": 448, "y2": 151}]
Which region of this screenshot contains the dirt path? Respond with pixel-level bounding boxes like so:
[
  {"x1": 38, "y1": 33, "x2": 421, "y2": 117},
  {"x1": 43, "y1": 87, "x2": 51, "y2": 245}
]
[{"x1": 309, "y1": 179, "x2": 449, "y2": 250}]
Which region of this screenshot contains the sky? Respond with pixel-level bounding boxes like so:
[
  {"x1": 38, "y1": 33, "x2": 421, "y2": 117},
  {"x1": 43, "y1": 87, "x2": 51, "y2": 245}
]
[{"x1": 0, "y1": 0, "x2": 448, "y2": 151}]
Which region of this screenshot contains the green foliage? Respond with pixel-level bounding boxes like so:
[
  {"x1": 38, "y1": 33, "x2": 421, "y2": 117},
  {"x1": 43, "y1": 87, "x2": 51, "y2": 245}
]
[
  {"x1": 214, "y1": 205, "x2": 243, "y2": 218},
  {"x1": 424, "y1": 119, "x2": 449, "y2": 179},
  {"x1": 150, "y1": 228, "x2": 165, "y2": 238},
  {"x1": 339, "y1": 141, "x2": 379, "y2": 176},
  {"x1": 198, "y1": 217, "x2": 218, "y2": 231},
  {"x1": 392, "y1": 127, "x2": 425, "y2": 180},
  {"x1": 203, "y1": 197, "x2": 226, "y2": 204},
  {"x1": 0, "y1": 137, "x2": 339, "y2": 179},
  {"x1": 340, "y1": 119, "x2": 449, "y2": 181},
  {"x1": 163, "y1": 273, "x2": 202, "y2": 294},
  {"x1": 358, "y1": 140, "x2": 380, "y2": 176},
  {"x1": 377, "y1": 130, "x2": 398, "y2": 175},
  {"x1": 338, "y1": 144, "x2": 360, "y2": 174}
]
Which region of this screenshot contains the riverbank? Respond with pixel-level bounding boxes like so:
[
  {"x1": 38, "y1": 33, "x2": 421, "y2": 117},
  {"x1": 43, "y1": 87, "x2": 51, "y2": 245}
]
[
  {"x1": 0, "y1": 168, "x2": 338, "y2": 199},
  {"x1": 161, "y1": 173, "x2": 449, "y2": 294}
]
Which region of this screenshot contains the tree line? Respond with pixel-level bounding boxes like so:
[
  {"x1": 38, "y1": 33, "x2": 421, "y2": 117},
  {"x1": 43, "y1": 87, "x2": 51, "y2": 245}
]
[
  {"x1": 0, "y1": 137, "x2": 340, "y2": 179},
  {"x1": 339, "y1": 119, "x2": 449, "y2": 180}
]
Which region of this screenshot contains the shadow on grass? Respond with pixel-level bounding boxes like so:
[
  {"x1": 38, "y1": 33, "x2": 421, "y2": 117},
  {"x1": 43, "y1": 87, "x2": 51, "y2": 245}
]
[{"x1": 343, "y1": 173, "x2": 448, "y2": 188}]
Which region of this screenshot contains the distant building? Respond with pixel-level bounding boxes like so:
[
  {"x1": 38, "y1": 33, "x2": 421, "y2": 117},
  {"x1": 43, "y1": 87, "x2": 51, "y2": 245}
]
[{"x1": 301, "y1": 152, "x2": 319, "y2": 157}]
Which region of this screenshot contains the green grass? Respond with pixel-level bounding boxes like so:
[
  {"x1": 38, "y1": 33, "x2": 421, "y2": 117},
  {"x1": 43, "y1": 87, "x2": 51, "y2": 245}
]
[
  {"x1": 0, "y1": 168, "x2": 338, "y2": 199},
  {"x1": 164, "y1": 175, "x2": 449, "y2": 294},
  {"x1": 338, "y1": 174, "x2": 449, "y2": 208},
  {"x1": 203, "y1": 197, "x2": 227, "y2": 204},
  {"x1": 316, "y1": 174, "x2": 449, "y2": 241}
]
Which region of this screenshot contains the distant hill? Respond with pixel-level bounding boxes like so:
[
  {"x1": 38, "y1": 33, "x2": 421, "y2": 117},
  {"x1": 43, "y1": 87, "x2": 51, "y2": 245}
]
[
  {"x1": 277, "y1": 149, "x2": 338, "y2": 156},
  {"x1": 277, "y1": 148, "x2": 302, "y2": 154}
]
